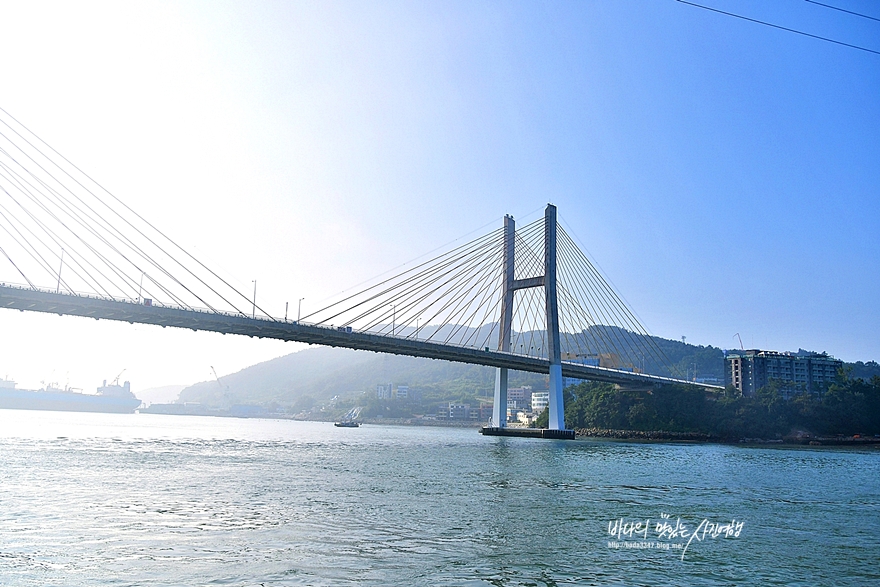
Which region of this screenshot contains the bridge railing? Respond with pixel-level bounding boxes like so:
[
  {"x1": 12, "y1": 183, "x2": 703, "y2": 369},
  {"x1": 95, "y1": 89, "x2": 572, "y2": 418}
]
[
  {"x1": 0, "y1": 281, "x2": 528, "y2": 352},
  {"x1": 0, "y1": 282, "x2": 722, "y2": 390}
]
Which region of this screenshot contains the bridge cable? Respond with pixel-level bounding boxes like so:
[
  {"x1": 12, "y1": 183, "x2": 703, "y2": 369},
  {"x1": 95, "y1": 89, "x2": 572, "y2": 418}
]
[
  {"x1": 560, "y1": 217, "x2": 669, "y2": 362},
  {"x1": 0, "y1": 150, "x2": 184, "y2": 303},
  {"x1": 0, "y1": 128, "x2": 207, "y2": 308},
  {"x1": 0, "y1": 243, "x2": 34, "y2": 288},
  {"x1": 0, "y1": 110, "x2": 261, "y2": 316},
  {"x1": 303, "y1": 225, "x2": 503, "y2": 324},
  {"x1": 0, "y1": 130, "x2": 224, "y2": 312},
  {"x1": 556, "y1": 231, "x2": 635, "y2": 364},
  {"x1": 556, "y1": 229, "x2": 652, "y2": 370},
  {"x1": 556, "y1": 226, "x2": 677, "y2": 376},
  {"x1": 0, "y1": 158, "x2": 171, "y2": 301},
  {"x1": 559, "y1": 225, "x2": 676, "y2": 373},
  {"x1": 329, "y1": 228, "x2": 504, "y2": 333}
]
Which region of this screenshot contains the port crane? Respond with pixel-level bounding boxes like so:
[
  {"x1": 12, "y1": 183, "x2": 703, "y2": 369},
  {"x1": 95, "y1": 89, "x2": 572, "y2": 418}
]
[
  {"x1": 210, "y1": 366, "x2": 229, "y2": 392},
  {"x1": 111, "y1": 369, "x2": 126, "y2": 386}
]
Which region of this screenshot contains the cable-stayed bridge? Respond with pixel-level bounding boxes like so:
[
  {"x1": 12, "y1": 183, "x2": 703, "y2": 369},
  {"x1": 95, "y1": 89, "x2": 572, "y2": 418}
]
[{"x1": 0, "y1": 109, "x2": 720, "y2": 433}]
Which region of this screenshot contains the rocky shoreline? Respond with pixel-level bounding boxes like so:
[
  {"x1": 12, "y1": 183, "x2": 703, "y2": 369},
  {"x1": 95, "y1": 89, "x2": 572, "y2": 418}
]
[
  {"x1": 574, "y1": 427, "x2": 719, "y2": 442},
  {"x1": 573, "y1": 427, "x2": 880, "y2": 446}
]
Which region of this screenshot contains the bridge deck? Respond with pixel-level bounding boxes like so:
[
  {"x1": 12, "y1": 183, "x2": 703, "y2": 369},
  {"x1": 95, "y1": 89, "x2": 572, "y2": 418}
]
[{"x1": 0, "y1": 285, "x2": 721, "y2": 389}]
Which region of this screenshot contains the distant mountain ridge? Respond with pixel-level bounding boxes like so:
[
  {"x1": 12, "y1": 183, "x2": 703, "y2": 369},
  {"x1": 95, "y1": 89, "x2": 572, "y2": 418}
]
[
  {"x1": 177, "y1": 332, "x2": 877, "y2": 410},
  {"x1": 177, "y1": 326, "x2": 730, "y2": 408},
  {"x1": 179, "y1": 346, "x2": 550, "y2": 407}
]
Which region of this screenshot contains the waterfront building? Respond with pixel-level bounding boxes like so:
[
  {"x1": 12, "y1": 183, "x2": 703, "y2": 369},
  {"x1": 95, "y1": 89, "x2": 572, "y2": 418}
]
[
  {"x1": 394, "y1": 385, "x2": 408, "y2": 399},
  {"x1": 530, "y1": 391, "x2": 549, "y2": 414},
  {"x1": 725, "y1": 350, "x2": 842, "y2": 397},
  {"x1": 448, "y1": 402, "x2": 470, "y2": 420},
  {"x1": 506, "y1": 386, "x2": 532, "y2": 411},
  {"x1": 376, "y1": 383, "x2": 393, "y2": 400},
  {"x1": 507, "y1": 406, "x2": 523, "y2": 422}
]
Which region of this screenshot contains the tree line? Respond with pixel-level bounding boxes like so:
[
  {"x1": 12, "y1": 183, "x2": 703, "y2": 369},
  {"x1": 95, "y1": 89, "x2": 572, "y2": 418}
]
[{"x1": 536, "y1": 375, "x2": 880, "y2": 439}]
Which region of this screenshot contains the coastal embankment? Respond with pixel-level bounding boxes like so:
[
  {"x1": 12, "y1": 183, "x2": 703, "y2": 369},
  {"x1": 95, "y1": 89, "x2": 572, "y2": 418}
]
[{"x1": 574, "y1": 427, "x2": 880, "y2": 446}]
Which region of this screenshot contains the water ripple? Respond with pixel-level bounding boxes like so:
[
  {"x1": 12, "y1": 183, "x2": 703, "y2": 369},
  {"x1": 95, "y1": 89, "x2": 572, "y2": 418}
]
[{"x1": 0, "y1": 413, "x2": 878, "y2": 586}]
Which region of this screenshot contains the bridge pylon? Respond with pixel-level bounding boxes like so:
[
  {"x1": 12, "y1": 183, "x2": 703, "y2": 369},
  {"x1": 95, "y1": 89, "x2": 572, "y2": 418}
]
[{"x1": 492, "y1": 204, "x2": 567, "y2": 431}]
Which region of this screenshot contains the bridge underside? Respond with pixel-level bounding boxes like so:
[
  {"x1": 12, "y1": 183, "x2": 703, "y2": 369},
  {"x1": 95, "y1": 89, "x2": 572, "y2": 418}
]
[{"x1": 0, "y1": 285, "x2": 720, "y2": 390}]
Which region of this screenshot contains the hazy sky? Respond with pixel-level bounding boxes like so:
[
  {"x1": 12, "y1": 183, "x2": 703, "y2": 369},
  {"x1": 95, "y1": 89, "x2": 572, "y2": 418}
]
[{"x1": 0, "y1": 0, "x2": 877, "y2": 392}]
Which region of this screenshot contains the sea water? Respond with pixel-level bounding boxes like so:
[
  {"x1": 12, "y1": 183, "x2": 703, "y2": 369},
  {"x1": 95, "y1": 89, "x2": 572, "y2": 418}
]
[{"x1": 0, "y1": 410, "x2": 878, "y2": 586}]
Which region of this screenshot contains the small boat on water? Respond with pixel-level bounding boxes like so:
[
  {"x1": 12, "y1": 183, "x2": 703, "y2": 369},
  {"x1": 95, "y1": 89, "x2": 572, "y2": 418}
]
[
  {"x1": 334, "y1": 420, "x2": 360, "y2": 428},
  {"x1": 335, "y1": 406, "x2": 362, "y2": 427}
]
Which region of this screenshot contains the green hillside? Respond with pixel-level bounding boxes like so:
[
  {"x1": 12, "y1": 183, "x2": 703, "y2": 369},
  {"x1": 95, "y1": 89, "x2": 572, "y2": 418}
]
[
  {"x1": 176, "y1": 326, "x2": 872, "y2": 416},
  {"x1": 177, "y1": 328, "x2": 728, "y2": 410},
  {"x1": 178, "y1": 346, "x2": 545, "y2": 411}
]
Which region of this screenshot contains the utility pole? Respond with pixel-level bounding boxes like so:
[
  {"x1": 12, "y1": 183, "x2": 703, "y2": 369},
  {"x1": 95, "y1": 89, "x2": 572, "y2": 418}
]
[
  {"x1": 251, "y1": 280, "x2": 256, "y2": 319},
  {"x1": 56, "y1": 249, "x2": 64, "y2": 293}
]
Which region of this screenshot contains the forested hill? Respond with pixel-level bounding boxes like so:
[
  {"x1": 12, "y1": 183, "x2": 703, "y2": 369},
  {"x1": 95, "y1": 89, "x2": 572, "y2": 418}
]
[
  {"x1": 177, "y1": 328, "x2": 729, "y2": 408},
  {"x1": 178, "y1": 347, "x2": 548, "y2": 410},
  {"x1": 176, "y1": 324, "x2": 874, "y2": 409}
]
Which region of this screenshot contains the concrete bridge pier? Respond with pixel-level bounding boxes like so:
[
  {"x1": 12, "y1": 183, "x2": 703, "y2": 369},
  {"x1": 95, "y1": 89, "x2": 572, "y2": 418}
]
[
  {"x1": 544, "y1": 204, "x2": 566, "y2": 431},
  {"x1": 492, "y1": 368, "x2": 508, "y2": 428},
  {"x1": 493, "y1": 214, "x2": 515, "y2": 427}
]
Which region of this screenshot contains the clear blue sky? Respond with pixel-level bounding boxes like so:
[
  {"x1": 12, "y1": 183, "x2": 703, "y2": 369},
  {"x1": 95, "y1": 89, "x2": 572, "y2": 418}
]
[{"x1": 0, "y1": 0, "x2": 877, "y2": 391}]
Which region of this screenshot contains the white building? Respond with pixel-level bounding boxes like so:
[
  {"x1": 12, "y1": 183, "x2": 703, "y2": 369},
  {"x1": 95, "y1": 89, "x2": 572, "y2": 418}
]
[{"x1": 530, "y1": 391, "x2": 550, "y2": 414}]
